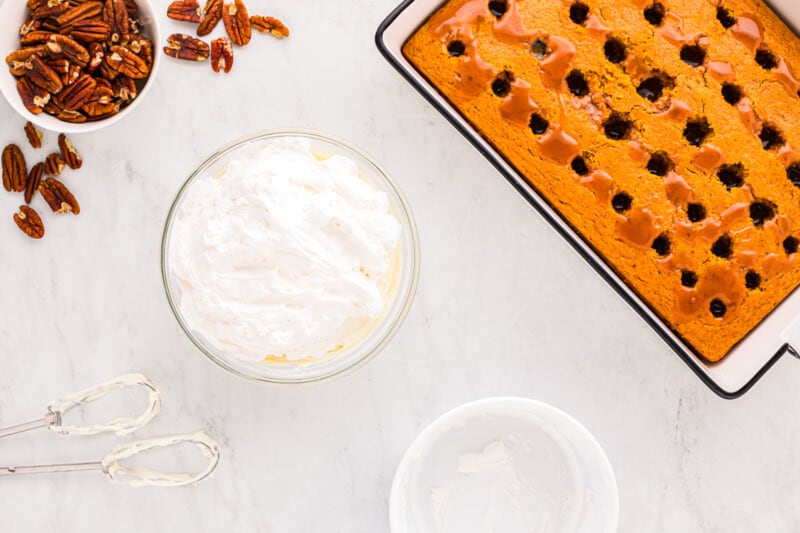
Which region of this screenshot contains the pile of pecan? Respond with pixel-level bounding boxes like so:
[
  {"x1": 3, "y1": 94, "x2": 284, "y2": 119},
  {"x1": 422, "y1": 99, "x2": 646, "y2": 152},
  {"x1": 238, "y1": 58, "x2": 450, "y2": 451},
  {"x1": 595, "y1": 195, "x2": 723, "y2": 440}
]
[
  {"x1": 165, "y1": 0, "x2": 289, "y2": 73},
  {"x1": 5, "y1": 0, "x2": 152, "y2": 123},
  {"x1": 2, "y1": 122, "x2": 82, "y2": 239}
]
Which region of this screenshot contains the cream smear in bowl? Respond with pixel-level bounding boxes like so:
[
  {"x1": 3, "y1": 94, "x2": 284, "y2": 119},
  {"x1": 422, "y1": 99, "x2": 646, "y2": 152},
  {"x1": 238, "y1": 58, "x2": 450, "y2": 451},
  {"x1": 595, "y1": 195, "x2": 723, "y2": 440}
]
[{"x1": 162, "y1": 130, "x2": 420, "y2": 384}]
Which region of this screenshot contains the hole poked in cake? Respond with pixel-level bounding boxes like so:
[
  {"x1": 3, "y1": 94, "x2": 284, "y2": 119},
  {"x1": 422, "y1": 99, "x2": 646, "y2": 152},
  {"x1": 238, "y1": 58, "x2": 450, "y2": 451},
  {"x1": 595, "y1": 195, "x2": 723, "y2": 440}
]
[
  {"x1": 749, "y1": 199, "x2": 777, "y2": 226},
  {"x1": 447, "y1": 40, "x2": 466, "y2": 57},
  {"x1": 755, "y1": 47, "x2": 778, "y2": 70},
  {"x1": 604, "y1": 37, "x2": 627, "y2": 64},
  {"x1": 529, "y1": 113, "x2": 550, "y2": 134},
  {"x1": 680, "y1": 45, "x2": 706, "y2": 67},
  {"x1": 646, "y1": 151, "x2": 673, "y2": 176},
  {"x1": 530, "y1": 38, "x2": 548, "y2": 58},
  {"x1": 784, "y1": 236, "x2": 799, "y2": 255},
  {"x1": 687, "y1": 203, "x2": 707, "y2": 222},
  {"x1": 566, "y1": 70, "x2": 590, "y2": 97},
  {"x1": 683, "y1": 117, "x2": 712, "y2": 146},
  {"x1": 759, "y1": 124, "x2": 785, "y2": 150},
  {"x1": 569, "y1": 2, "x2": 590, "y2": 25},
  {"x1": 787, "y1": 162, "x2": 800, "y2": 187},
  {"x1": 681, "y1": 270, "x2": 698, "y2": 288},
  {"x1": 571, "y1": 154, "x2": 590, "y2": 175},
  {"x1": 636, "y1": 72, "x2": 673, "y2": 101},
  {"x1": 716, "y1": 6, "x2": 736, "y2": 29},
  {"x1": 651, "y1": 233, "x2": 671, "y2": 256},
  {"x1": 709, "y1": 298, "x2": 727, "y2": 318},
  {"x1": 603, "y1": 112, "x2": 633, "y2": 140},
  {"x1": 721, "y1": 83, "x2": 743, "y2": 105},
  {"x1": 711, "y1": 234, "x2": 733, "y2": 258},
  {"x1": 643, "y1": 3, "x2": 665, "y2": 26},
  {"x1": 717, "y1": 163, "x2": 745, "y2": 189},
  {"x1": 488, "y1": 0, "x2": 508, "y2": 19},
  {"x1": 491, "y1": 70, "x2": 514, "y2": 97},
  {"x1": 745, "y1": 270, "x2": 761, "y2": 290},
  {"x1": 611, "y1": 192, "x2": 632, "y2": 213}
]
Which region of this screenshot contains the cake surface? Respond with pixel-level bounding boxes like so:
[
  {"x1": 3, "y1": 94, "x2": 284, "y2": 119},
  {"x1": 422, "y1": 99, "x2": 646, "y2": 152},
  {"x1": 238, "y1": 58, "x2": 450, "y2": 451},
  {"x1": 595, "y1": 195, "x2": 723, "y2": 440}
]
[{"x1": 404, "y1": 0, "x2": 800, "y2": 362}]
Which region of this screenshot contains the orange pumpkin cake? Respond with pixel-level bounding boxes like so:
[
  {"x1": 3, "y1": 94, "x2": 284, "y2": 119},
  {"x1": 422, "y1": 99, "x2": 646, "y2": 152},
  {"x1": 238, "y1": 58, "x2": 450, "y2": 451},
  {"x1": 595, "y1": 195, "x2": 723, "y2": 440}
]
[{"x1": 404, "y1": 0, "x2": 800, "y2": 362}]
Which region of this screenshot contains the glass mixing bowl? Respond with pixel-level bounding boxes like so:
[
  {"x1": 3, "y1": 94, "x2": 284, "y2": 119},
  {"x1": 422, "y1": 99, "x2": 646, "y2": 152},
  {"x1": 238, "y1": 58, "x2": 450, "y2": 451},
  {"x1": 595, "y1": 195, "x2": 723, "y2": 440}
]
[{"x1": 161, "y1": 129, "x2": 420, "y2": 384}]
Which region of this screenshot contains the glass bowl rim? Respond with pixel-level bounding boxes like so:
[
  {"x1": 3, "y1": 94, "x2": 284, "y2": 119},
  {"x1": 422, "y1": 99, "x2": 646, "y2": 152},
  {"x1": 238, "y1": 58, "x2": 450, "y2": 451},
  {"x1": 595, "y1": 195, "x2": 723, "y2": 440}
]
[{"x1": 160, "y1": 128, "x2": 421, "y2": 385}]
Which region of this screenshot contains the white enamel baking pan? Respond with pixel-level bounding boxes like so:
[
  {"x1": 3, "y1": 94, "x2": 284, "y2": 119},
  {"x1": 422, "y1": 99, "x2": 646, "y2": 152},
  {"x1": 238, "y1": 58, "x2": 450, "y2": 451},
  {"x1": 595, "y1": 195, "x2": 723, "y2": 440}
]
[{"x1": 376, "y1": 0, "x2": 800, "y2": 398}]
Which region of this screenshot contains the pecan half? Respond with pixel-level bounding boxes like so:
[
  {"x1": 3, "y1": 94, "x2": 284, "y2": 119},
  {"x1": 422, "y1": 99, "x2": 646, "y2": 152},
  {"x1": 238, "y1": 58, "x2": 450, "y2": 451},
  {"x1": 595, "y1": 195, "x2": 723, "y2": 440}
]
[
  {"x1": 17, "y1": 77, "x2": 51, "y2": 114},
  {"x1": 58, "y1": 133, "x2": 82, "y2": 169},
  {"x1": 128, "y1": 36, "x2": 152, "y2": 68},
  {"x1": 20, "y1": 17, "x2": 43, "y2": 36},
  {"x1": 25, "y1": 162, "x2": 44, "y2": 203},
  {"x1": 39, "y1": 177, "x2": 80, "y2": 214},
  {"x1": 14, "y1": 205, "x2": 45, "y2": 239},
  {"x1": 112, "y1": 75, "x2": 136, "y2": 102},
  {"x1": 20, "y1": 30, "x2": 56, "y2": 46},
  {"x1": 197, "y1": 0, "x2": 222, "y2": 36},
  {"x1": 86, "y1": 42, "x2": 104, "y2": 72},
  {"x1": 163, "y1": 33, "x2": 209, "y2": 61},
  {"x1": 167, "y1": 0, "x2": 201, "y2": 23},
  {"x1": 211, "y1": 37, "x2": 233, "y2": 73},
  {"x1": 222, "y1": 0, "x2": 250, "y2": 46},
  {"x1": 69, "y1": 19, "x2": 112, "y2": 44},
  {"x1": 58, "y1": 72, "x2": 95, "y2": 109},
  {"x1": 250, "y1": 15, "x2": 289, "y2": 38},
  {"x1": 56, "y1": 1, "x2": 103, "y2": 26},
  {"x1": 124, "y1": 0, "x2": 137, "y2": 16},
  {"x1": 45, "y1": 34, "x2": 90, "y2": 66},
  {"x1": 108, "y1": 45, "x2": 148, "y2": 78},
  {"x1": 32, "y1": 0, "x2": 69, "y2": 19},
  {"x1": 2, "y1": 144, "x2": 27, "y2": 192},
  {"x1": 24, "y1": 55, "x2": 64, "y2": 94},
  {"x1": 45, "y1": 152, "x2": 65, "y2": 175},
  {"x1": 57, "y1": 109, "x2": 87, "y2": 122},
  {"x1": 6, "y1": 45, "x2": 50, "y2": 66},
  {"x1": 103, "y1": 0, "x2": 129, "y2": 44},
  {"x1": 24, "y1": 121, "x2": 44, "y2": 149}
]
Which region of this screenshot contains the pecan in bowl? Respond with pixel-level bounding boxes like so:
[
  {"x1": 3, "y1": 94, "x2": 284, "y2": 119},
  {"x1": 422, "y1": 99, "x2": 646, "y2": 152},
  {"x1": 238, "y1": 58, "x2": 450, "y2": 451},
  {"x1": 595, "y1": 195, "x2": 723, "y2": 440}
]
[{"x1": 0, "y1": 0, "x2": 162, "y2": 133}]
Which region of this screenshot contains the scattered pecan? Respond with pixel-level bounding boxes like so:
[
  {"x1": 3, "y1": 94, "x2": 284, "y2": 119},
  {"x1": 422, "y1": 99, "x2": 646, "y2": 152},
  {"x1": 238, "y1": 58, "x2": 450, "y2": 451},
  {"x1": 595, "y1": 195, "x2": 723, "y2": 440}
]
[
  {"x1": 197, "y1": 0, "x2": 222, "y2": 36},
  {"x1": 167, "y1": 0, "x2": 201, "y2": 23},
  {"x1": 13, "y1": 206, "x2": 45, "y2": 239},
  {"x1": 163, "y1": 33, "x2": 209, "y2": 61},
  {"x1": 45, "y1": 34, "x2": 90, "y2": 66},
  {"x1": 20, "y1": 18, "x2": 43, "y2": 36},
  {"x1": 25, "y1": 162, "x2": 44, "y2": 204},
  {"x1": 20, "y1": 30, "x2": 56, "y2": 46},
  {"x1": 63, "y1": 63, "x2": 82, "y2": 86},
  {"x1": 24, "y1": 55, "x2": 64, "y2": 94},
  {"x1": 39, "y1": 177, "x2": 80, "y2": 214},
  {"x1": 222, "y1": 0, "x2": 250, "y2": 46},
  {"x1": 45, "y1": 152, "x2": 65, "y2": 175},
  {"x1": 210, "y1": 37, "x2": 233, "y2": 73},
  {"x1": 87, "y1": 42, "x2": 105, "y2": 73},
  {"x1": 250, "y1": 15, "x2": 289, "y2": 38},
  {"x1": 24, "y1": 121, "x2": 43, "y2": 149},
  {"x1": 103, "y1": 0, "x2": 129, "y2": 44},
  {"x1": 17, "y1": 77, "x2": 51, "y2": 114},
  {"x1": 58, "y1": 72, "x2": 96, "y2": 109},
  {"x1": 123, "y1": 0, "x2": 137, "y2": 17},
  {"x1": 128, "y1": 36, "x2": 153, "y2": 68},
  {"x1": 112, "y1": 75, "x2": 136, "y2": 102},
  {"x1": 6, "y1": 45, "x2": 50, "y2": 66},
  {"x1": 58, "y1": 133, "x2": 82, "y2": 169},
  {"x1": 56, "y1": 1, "x2": 103, "y2": 26},
  {"x1": 69, "y1": 19, "x2": 112, "y2": 44},
  {"x1": 2, "y1": 144, "x2": 27, "y2": 193},
  {"x1": 57, "y1": 109, "x2": 88, "y2": 123}
]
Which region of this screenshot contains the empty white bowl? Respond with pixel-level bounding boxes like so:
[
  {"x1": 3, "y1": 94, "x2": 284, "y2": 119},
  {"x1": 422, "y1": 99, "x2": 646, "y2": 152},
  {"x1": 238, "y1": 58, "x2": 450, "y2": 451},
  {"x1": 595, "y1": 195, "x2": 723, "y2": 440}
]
[
  {"x1": 0, "y1": 0, "x2": 161, "y2": 133},
  {"x1": 391, "y1": 397, "x2": 619, "y2": 533}
]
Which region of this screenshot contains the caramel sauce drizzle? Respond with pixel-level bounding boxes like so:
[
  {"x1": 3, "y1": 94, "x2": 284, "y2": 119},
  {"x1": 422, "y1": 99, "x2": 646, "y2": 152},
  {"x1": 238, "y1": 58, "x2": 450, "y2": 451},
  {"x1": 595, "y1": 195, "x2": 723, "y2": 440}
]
[
  {"x1": 579, "y1": 170, "x2": 614, "y2": 202},
  {"x1": 659, "y1": 22, "x2": 704, "y2": 47},
  {"x1": 707, "y1": 60, "x2": 736, "y2": 83},
  {"x1": 493, "y1": 0, "x2": 536, "y2": 43},
  {"x1": 664, "y1": 171, "x2": 693, "y2": 207},
  {"x1": 675, "y1": 264, "x2": 745, "y2": 320},
  {"x1": 616, "y1": 207, "x2": 661, "y2": 249},
  {"x1": 692, "y1": 145, "x2": 726, "y2": 173},
  {"x1": 539, "y1": 36, "x2": 576, "y2": 90},
  {"x1": 584, "y1": 14, "x2": 610, "y2": 37},
  {"x1": 775, "y1": 58, "x2": 800, "y2": 96},
  {"x1": 500, "y1": 78, "x2": 539, "y2": 126},
  {"x1": 731, "y1": 15, "x2": 764, "y2": 52},
  {"x1": 661, "y1": 99, "x2": 693, "y2": 122}
]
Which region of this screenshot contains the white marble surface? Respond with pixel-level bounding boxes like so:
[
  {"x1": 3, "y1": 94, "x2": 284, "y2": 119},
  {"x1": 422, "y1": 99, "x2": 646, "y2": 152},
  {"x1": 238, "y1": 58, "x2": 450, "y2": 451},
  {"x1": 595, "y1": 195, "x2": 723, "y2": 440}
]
[{"x1": 1, "y1": 1, "x2": 800, "y2": 531}]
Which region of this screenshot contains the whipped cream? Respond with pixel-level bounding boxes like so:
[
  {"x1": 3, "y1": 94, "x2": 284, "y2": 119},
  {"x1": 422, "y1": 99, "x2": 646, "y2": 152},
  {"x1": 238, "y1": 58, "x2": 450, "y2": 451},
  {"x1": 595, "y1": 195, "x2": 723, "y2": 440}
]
[{"x1": 169, "y1": 137, "x2": 402, "y2": 363}]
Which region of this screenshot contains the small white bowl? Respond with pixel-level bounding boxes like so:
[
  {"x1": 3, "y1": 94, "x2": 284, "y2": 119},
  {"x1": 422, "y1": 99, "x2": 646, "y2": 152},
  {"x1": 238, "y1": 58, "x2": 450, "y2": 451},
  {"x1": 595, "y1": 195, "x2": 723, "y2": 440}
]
[
  {"x1": 391, "y1": 397, "x2": 619, "y2": 533},
  {"x1": 0, "y1": 0, "x2": 161, "y2": 134}
]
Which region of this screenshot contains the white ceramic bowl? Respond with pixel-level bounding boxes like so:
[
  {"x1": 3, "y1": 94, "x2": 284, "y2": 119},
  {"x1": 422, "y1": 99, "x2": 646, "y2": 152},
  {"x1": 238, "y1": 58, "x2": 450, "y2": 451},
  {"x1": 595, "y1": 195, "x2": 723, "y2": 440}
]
[
  {"x1": 391, "y1": 397, "x2": 619, "y2": 533},
  {"x1": 162, "y1": 129, "x2": 421, "y2": 384},
  {"x1": 0, "y1": 0, "x2": 161, "y2": 133}
]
